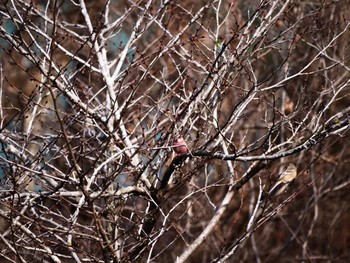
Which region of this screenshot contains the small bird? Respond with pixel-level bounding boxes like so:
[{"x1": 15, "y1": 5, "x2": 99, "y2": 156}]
[
  {"x1": 172, "y1": 135, "x2": 188, "y2": 154},
  {"x1": 268, "y1": 163, "x2": 297, "y2": 196}
]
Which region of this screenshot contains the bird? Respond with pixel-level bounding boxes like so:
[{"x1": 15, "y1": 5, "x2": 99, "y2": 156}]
[
  {"x1": 172, "y1": 135, "x2": 188, "y2": 154},
  {"x1": 268, "y1": 163, "x2": 297, "y2": 196}
]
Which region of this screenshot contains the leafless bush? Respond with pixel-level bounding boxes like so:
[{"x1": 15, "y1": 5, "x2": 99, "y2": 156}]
[{"x1": 0, "y1": 0, "x2": 349, "y2": 262}]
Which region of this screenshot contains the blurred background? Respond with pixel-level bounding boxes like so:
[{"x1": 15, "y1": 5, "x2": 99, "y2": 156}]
[{"x1": 0, "y1": 0, "x2": 349, "y2": 262}]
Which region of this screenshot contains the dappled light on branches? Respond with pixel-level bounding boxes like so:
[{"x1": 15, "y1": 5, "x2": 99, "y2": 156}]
[{"x1": 0, "y1": 0, "x2": 349, "y2": 262}]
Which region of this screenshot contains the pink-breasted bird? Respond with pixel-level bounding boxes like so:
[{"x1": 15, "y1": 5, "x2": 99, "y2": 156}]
[{"x1": 172, "y1": 135, "x2": 188, "y2": 154}]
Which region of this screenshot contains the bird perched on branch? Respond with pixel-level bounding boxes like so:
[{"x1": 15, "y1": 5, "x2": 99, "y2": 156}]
[
  {"x1": 172, "y1": 135, "x2": 188, "y2": 154},
  {"x1": 268, "y1": 163, "x2": 297, "y2": 196}
]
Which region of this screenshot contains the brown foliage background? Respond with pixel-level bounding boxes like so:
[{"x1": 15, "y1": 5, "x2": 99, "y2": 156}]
[{"x1": 0, "y1": 0, "x2": 349, "y2": 262}]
